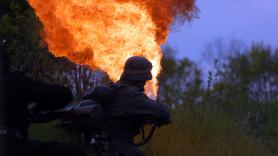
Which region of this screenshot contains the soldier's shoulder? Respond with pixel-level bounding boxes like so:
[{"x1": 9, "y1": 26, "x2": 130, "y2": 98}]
[
  {"x1": 114, "y1": 83, "x2": 141, "y2": 94},
  {"x1": 123, "y1": 85, "x2": 141, "y2": 93}
]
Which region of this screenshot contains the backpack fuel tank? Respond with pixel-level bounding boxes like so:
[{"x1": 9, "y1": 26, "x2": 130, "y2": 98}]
[{"x1": 61, "y1": 85, "x2": 114, "y2": 134}]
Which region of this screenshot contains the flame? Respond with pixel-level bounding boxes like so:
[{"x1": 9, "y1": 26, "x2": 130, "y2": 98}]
[{"x1": 28, "y1": 0, "x2": 196, "y2": 98}]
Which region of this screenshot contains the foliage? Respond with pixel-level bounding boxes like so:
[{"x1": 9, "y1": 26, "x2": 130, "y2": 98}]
[
  {"x1": 2, "y1": 1, "x2": 278, "y2": 155},
  {"x1": 144, "y1": 42, "x2": 278, "y2": 156},
  {"x1": 159, "y1": 45, "x2": 202, "y2": 107},
  {"x1": 145, "y1": 108, "x2": 275, "y2": 156},
  {"x1": 0, "y1": 0, "x2": 48, "y2": 74},
  {"x1": 0, "y1": 0, "x2": 102, "y2": 98},
  {"x1": 210, "y1": 43, "x2": 278, "y2": 147}
]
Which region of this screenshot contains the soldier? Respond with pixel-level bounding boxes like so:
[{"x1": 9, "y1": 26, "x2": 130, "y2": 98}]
[
  {"x1": 0, "y1": 47, "x2": 87, "y2": 156},
  {"x1": 104, "y1": 56, "x2": 171, "y2": 156}
]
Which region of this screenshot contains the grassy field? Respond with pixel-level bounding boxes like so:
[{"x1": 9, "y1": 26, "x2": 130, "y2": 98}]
[
  {"x1": 144, "y1": 108, "x2": 277, "y2": 156},
  {"x1": 29, "y1": 106, "x2": 278, "y2": 156}
]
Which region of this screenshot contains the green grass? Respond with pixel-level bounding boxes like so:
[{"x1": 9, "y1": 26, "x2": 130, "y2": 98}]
[
  {"x1": 29, "y1": 121, "x2": 95, "y2": 155},
  {"x1": 144, "y1": 108, "x2": 277, "y2": 156},
  {"x1": 29, "y1": 107, "x2": 278, "y2": 156},
  {"x1": 29, "y1": 120, "x2": 76, "y2": 142}
]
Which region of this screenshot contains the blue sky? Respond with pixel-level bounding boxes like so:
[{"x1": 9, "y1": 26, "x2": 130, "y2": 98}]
[{"x1": 167, "y1": 0, "x2": 278, "y2": 62}]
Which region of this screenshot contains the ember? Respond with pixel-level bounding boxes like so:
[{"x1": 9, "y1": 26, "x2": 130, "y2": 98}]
[{"x1": 28, "y1": 0, "x2": 196, "y2": 98}]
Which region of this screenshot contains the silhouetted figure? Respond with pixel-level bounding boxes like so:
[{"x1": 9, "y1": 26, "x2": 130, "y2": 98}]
[
  {"x1": 0, "y1": 47, "x2": 87, "y2": 156},
  {"x1": 86, "y1": 56, "x2": 171, "y2": 156}
]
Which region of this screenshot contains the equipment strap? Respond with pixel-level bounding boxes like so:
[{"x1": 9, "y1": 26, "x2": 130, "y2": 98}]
[{"x1": 134, "y1": 125, "x2": 156, "y2": 146}]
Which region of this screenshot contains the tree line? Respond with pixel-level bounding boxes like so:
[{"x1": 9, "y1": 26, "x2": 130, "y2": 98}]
[{"x1": 1, "y1": 0, "x2": 278, "y2": 155}]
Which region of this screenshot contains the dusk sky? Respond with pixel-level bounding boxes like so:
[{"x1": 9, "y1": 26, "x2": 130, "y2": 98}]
[{"x1": 167, "y1": 0, "x2": 278, "y2": 62}]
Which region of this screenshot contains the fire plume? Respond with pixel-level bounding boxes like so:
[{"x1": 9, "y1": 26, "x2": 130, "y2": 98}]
[{"x1": 28, "y1": 0, "x2": 197, "y2": 98}]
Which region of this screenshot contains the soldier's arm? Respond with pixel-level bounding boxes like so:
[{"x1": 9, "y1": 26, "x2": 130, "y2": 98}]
[
  {"x1": 18, "y1": 72, "x2": 73, "y2": 111},
  {"x1": 125, "y1": 87, "x2": 171, "y2": 126}
]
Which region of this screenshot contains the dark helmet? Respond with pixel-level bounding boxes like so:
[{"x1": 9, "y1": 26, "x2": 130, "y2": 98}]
[{"x1": 120, "y1": 56, "x2": 153, "y2": 81}]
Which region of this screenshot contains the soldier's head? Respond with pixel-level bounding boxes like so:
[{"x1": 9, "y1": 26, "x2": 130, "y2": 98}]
[
  {"x1": 120, "y1": 56, "x2": 152, "y2": 89},
  {"x1": 0, "y1": 46, "x2": 11, "y2": 74}
]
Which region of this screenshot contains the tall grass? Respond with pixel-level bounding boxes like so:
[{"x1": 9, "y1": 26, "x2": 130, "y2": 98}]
[
  {"x1": 29, "y1": 109, "x2": 277, "y2": 156},
  {"x1": 29, "y1": 101, "x2": 278, "y2": 156},
  {"x1": 29, "y1": 121, "x2": 77, "y2": 143},
  {"x1": 144, "y1": 107, "x2": 277, "y2": 156}
]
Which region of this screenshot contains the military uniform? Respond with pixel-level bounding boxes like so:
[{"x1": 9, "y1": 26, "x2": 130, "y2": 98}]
[
  {"x1": 90, "y1": 56, "x2": 171, "y2": 156},
  {"x1": 102, "y1": 80, "x2": 171, "y2": 156},
  {"x1": 0, "y1": 71, "x2": 87, "y2": 156}
]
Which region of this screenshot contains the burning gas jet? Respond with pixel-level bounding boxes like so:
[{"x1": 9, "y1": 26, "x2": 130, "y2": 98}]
[{"x1": 28, "y1": 0, "x2": 197, "y2": 98}]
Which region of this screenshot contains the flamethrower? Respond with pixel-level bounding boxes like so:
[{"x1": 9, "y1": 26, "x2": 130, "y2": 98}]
[{"x1": 29, "y1": 99, "x2": 158, "y2": 155}]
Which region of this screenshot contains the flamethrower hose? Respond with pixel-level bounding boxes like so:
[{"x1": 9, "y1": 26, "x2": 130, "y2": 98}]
[
  {"x1": 29, "y1": 109, "x2": 83, "y2": 123},
  {"x1": 134, "y1": 125, "x2": 156, "y2": 147}
]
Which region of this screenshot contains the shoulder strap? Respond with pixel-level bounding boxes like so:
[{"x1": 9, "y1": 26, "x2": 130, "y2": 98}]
[{"x1": 134, "y1": 125, "x2": 157, "y2": 146}]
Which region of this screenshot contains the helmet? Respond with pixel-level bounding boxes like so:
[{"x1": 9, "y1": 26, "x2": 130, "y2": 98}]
[{"x1": 120, "y1": 56, "x2": 152, "y2": 81}]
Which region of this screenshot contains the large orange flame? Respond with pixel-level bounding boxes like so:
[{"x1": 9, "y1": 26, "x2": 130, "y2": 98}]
[{"x1": 28, "y1": 0, "x2": 196, "y2": 98}]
